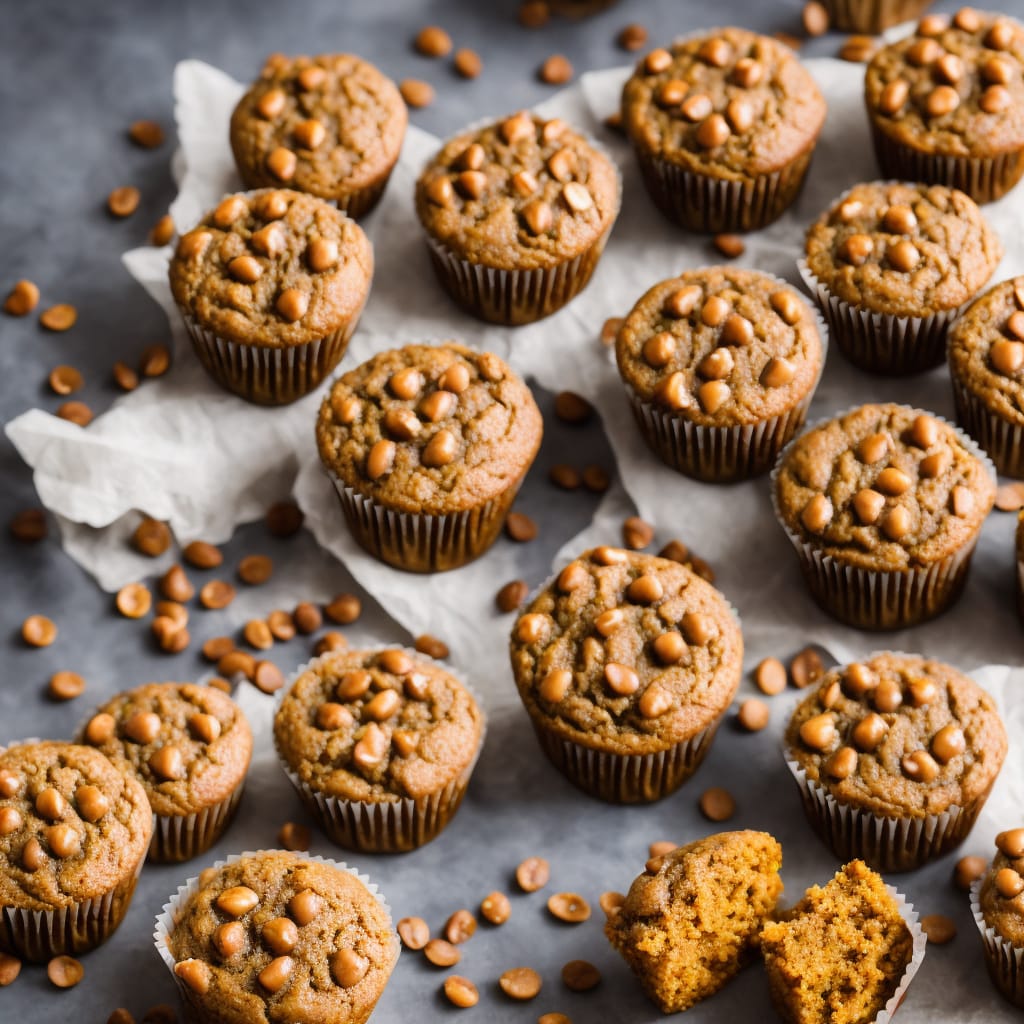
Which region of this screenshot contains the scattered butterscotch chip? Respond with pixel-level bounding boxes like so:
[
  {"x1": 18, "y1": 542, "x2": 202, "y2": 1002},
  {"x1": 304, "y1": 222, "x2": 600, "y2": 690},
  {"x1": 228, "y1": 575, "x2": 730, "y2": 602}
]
[
  {"x1": 46, "y1": 670, "x2": 84, "y2": 702},
  {"x1": 500, "y1": 967, "x2": 543, "y2": 1000},
  {"x1": 506, "y1": 512, "x2": 538, "y2": 542},
  {"x1": 400, "y1": 79, "x2": 435, "y2": 108},
  {"x1": 445, "y1": 909, "x2": 477, "y2": 944},
  {"x1": 604, "y1": 110, "x2": 624, "y2": 133},
  {"x1": 325, "y1": 593, "x2": 361, "y2": 624},
  {"x1": 618, "y1": 23, "x2": 648, "y2": 51},
  {"x1": 774, "y1": 31, "x2": 803, "y2": 50},
  {"x1": 107, "y1": 1009, "x2": 135, "y2": 1024},
  {"x1": 293, "y1": 602, "x2": 323, "y2": 634},
  {"x1": 116, "y1": 583, "x2": 152, "y2": 619},
  {"x1": 790, "y1": 647, "x2": 825, "y2": 689},
  {"x1": 622, "y1": 516, "x2": 654, "y2": 550},
  {"x1": 108, "y1": 186, "x2": 141, "y2": 218},
  {"x1": 538, "y1": 1015, "x2": 571, "y2": 1024},
  {"x1": 519, "y1": 1, "x2": 550, "y2": 28},
  {"x1": 9, "y1": 508, "x2": 47, "y2": 543},
  {"x1": 755, "y1": 657, "x2": 788, "y2": 696},
  {"x1": 267, "y1": 610, "x2": 296, "y2": 642},
  {"x1": 453, "y1": 48, "x2": 482, "y2": 79},
  {"x1": 154, "y1": 620, "x2": 190, "y2": 653},
  {"x1": 133, "y1": 517, "x2": 171, "y2": 557},
  {"x1": 22, "y1": 614, "x2": 57, "y2": 647},
  {"x1": 921, "y1": 914, "x2": 957, "y2": 944},
  {"x1": 150, "y1": 214, "x2": 175, "y2": 247},
  {"x1": 658, "y1": 539, "x2": 689, "y2": 563},
  {"x1": 995, "y1": 482, "x2": 1024, "y2": 512},
  {"x1": 277, "y1": 821, "x2": 311, "y2": 851},
  {"x1": 582, "y1": 465, "x2": 610, "y2": 493},
  {"x1": 266, "y1": 501, "x2": 304, "y2": 537},
  {"x1": 3, "y1": 279, "x2": 39, "y2": 316},
  {"x1": 244, "y1": 619, "x2": 274, "y2": 651},
  {"x1": 183, "y1": 540, "x2": 222, "y2": 569},
  {"x1": 648, "y1": 841, "x2": 677, "y2": 859},
  {"x1": 443, "y1": 975, "x2": 479, "y2": 1008},
  {"x1": 40, "y1": 304, "x2": 77, "y2": 332},
  {"x1": 599, "y1": 891, "x2": 624, "y2": 917},
  {"x1": 47, "y1": 955, "x2": 84, "y2": 988},
  {"x1": 516, "y1": 856, "x2": 551, "y2": 892},
  {"x1": 314, "y1": 631, "x2": 347, "y2": 655},
  {"x1": 802, "y1": 0, "x2": 830, "y2": 36},
  {"x1": 397, "y1": 917, "x2": 431, "y2": 951},
  {"x1": 954, "y1": 855, "x2": 988, "y2": 891},
  {"x1": 839, "y1": 34, "x2": 877, "y2": 62},
  {"x1": 139, "y1": 343, "x2": 171, "y2": 377},
  {"x1": 129, "y1": 119, "x2": 165, "y2": 148},
  {"x1": 48, "y1": 365, "x2": 84, "y2": 395},
  {"x1": 113, "y1": 360, "x2": 140, "y2": 391},
  {"x1": 424, "y1": 938, "x2": 461, "y2": 967},
  {"x1": 218, "y1": 650, "x2": 256, "y2": 680},
  {"x1": 547, "y1": 892, "x2": 591, "y2": 923},
  {"x1": 539, "y1": 54, "x2": 573, "y2": 85},
  {"x1": 688, "y1": 555, "x2": 715, "y2": 583},
  {"x1": 155, "y1": 601, "x2": 188, "y2": 627},
  {"x1": 208, "y1": 676, "x2": 232, "y2": 693},
  {"x1": 480, "y1": 891, "x2": 511, "y2": 925},
  {"x1": 415, "y1": 634, "x2": 450, "y2": 660},
  {"x1": 199, "y1": 580, "x2": 236, "y2": 610},
  {"x1": 159, "y1": 564, "x2": 194, "y2": 602},
  {"x1": 57, "y1": 401, "x2": 93, "y2": 427},
  {"x1": 415, "y1": 25, "x2": 452, "y2": 57},
  {"x1": 202, "y1": 636, "x2": 234, "y2": 662},
  {"x1": 737, "y1": 698, "x2": 770, "y2": 732},
  {"x1": 253, "y1": 660, "x2": 285, "y2": 694},
  {"x1": 561, "y1": 960, "x2": 601, "y2": 992},
  {"x1": 140, "y1": 1006, "x2": 177, "y2": 1024},
  {"x1": 699, "y1": 786, "x2": 736, "y2": 822},
  {"x1": 548, "y1": 465, "x2": 579, "y2": 490},
  {"x1": 497, "y1": 580, "x2": 529, "y2": 613},
  {"x1": 713, "y1": 233, "x2": 745, "y2": 259},
  {"x1": 554, "y1": 390, "x2": 593, "y2": 424},
  {"x1": 238, "y1": 554, "x2": 273, "y2": 585},
  {"x1": 600, "y1": 316, "x2": 623, "y2": 347}
]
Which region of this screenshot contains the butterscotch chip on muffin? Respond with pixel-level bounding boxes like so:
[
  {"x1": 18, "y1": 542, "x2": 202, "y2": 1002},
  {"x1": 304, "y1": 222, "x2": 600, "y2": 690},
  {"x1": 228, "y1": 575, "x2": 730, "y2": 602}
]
[
  {"x1": 761, "y1": 860, "x2": 916, "y2": 1024},
  {"x1": 605, "y1": 831, "x2": 783, "y2": 1012},
  {"x1": 230, "y1": 53, "x2": 406, "y2": 217},
  {"x1": 973, "y1": 829, "x2": 1024, "y2": 1007}
]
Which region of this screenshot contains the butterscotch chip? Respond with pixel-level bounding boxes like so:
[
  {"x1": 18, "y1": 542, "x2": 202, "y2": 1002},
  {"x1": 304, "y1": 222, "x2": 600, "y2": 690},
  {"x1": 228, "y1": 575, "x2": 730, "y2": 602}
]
[
  {"x1": 3, "y1": 279, "x2": 39, "y2": 316},
  {"x1": 277, "y1": 821, "x2": 311, "y2": 851},
  {"x1": 48, "y1": 364, "x2": 84, "y2": 395},
  {"x1": 953, "y1": 854, "x2": 988, "y2": 891},
  {"x1": 183, "y1": 540, "x2": 222, "y2": 568},
  {"x1": 48, "y1": 671, "x2": 85, "y2": 701},
  {"x1": 207, "y1": 677, "x2": 232, "y2": 694},
  {"x1": 254, "y1": 660, "x2": 285, "y2": 694},
  {"x1": 713, "y1": 233, "x2": 745, "y2": 259},
  {"x1": 238, "y1": 554, "x2": 273, "y2": 585},
  {"x1": 116, "y1": 583, "x2": 152, "y2": 619},
  {"x1": 539, "y1": 54, "x2": 573, "y2": 85},
  {"x1": 921, "y1": 913, "x2": 956, "y2": 944},
  {"x1": 445, "y1": 909, "x2": 477, "y2": 944},
  {"x1": 599, "y1": 891, "x2": 625, "y2": 917},
  {"x1": 497, "y1": 580, "x2": 529, "y2": 613},
  {"x1": 267, "y1": 610, "x2": 296, "y2": 641},
  {"x1": 424, "y1": 938, "x2": 461, "y2": 967},
  {"x1": 554, "y1": 390, "x2": 593, "y2": 424},
  {"x1": 22, "y1": 614, "x2": 57, "y2": 647},
  {"x1": 113, "y1": 361, "x2": 139, "y2": 391},
  {"x1": 839, "y1": 34, "x2": 877, "y2": 62},
  {"x1": 516, "y1": 856, "x2": 551, "y2": 892},
  {"x1": 790, "y1": 647, "x2": 825, "y2": 689},
  {"x1": 547, "y1": 892, "x2": 590, "y2": 923},
  {"x1": 293, "y1": 602, "x2": 323, "y2": 633},
  {"x1": 107, "y1": 1010, "x2": 134, "y2": 1024},
  {"x1": 57, "y1": 401, "x2": 93, "y2": 426},
  {"x1": 538, "y1": 1015, "x2": 571, "y2": 1024},
  {"x1": 202, "y1": 636, "x2": 234, "y2": 662},
  {"x1": 218, "y1": 650, "x2": 256, "y2": 680},
  {"x1": 151, "y1": 214, "x2": 175, "y2": 246},
  {"x1": 133, "y1": 517, "x2": 171, "y2": 557},
  {"x1": 139, "y1": 343, "x2": 171, "y2": 377},
  {"x1": 802, "y1": 1, "x2": 829, "y2": 36},
  {"x1": 266, "y1": 500, "x2": 304, "y2": 537},
  {"x1": 154, "y1": 620, "x2": 190, "y2": 653},
  {"x1": 415, "y1": 634, "x2": 450, "y2": 660},
  {"x1": 108, "y1": 186, "x2": 141, "y2": 218},
  {"x1": 480, "y1": 890, "x2": 511, "y2": 925},
  {"x1": 9, "y1": 508, "x2": 47, "y2": 543},
  {"x1": 561, "y1": 959, "x2": 601, "y2": 992},
  {"x1": 400, "y1": 79, "x2": 435, "y2": 108},
  {"x1": 454, "y1": 48, "x2": 482, "y2": 79},
  {"x1": 155, "y1": 601, "x2": 188, "y2": 627},
  {"x1": 47, "y1": 955, "x2": 84, "y2": 988},
  {"x1": 40, "y1": 304, "x2": 77, "y2": 331},
  {"x1": 506, "y1": 512, "x2": 538, "y2": 542},
  {"x1": 243, "y1": 619, "x2": 274, "y2": 650},
  {"x1": 129, "y1": 119, "x2": 164, "y2": 148},
  {"x1": 582, "y1": 465, "x2": 610, "y2": 493},
  {"x1": 415, "y1": 25, "x2": 452, "y2": 57},
  {"x1": 199, "y1": 580, "x2": 236, "y2": 609},
  {"x1": 140, "y1": 1006, "x2": 176, "y2": 1024},
  {"x1": 313, "y1": 631, "x2": 347, "y2": 655},
  {"x1": 755, "y1": 657, "x2": 788, "y2": 696},
  {"x1": 550, "y1": 464, "x2": 581, "y2": 490},
  {"x1": 519, "y1": 1, "x2": 550, "y2": 28},
  {"x1": 737, "y1": 698, "x2": 770, "y2": 732},
  {"x1": 699, "y1": 786, "x2": 736, "y2": 821},
  {"x1": 325, "y1": 593, "x2": 361, "y2": 624},
  {"x1": 501, "y1": 966, "x2": 543, "y2": 1000},
  {"x1": 995, "y1": 482, "x2": 1024, "y2": 512},
  {"x1": 622, "y1": 516, "x2": 654, "y2": 550},
  {"x1": 618, "y1": 24, "x2": 648, "y2": 51},
  {"x1": 443, "y1": 975, "x2": 479, "y2": 1008},
  {"x1": 159, "y1": 564, "x2": 194, "y2": 602}
]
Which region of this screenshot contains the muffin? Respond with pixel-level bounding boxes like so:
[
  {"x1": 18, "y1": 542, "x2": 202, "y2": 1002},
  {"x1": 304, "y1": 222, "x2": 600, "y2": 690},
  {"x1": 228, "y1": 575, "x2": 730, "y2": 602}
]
[
  {"x1": 80, "y1": 682, "x2": 253, "y2": 863},
  {"x1": 414, "y1": 111, "x2": 620, "y2": 325},
  {"x1": 273, "y1": 648, "x2": 485, "y2": 853},
  {"x1": 0, "y1": 741, "x2": 152, "y2": 960},
  {"x1": 823, "y1": 0, "x2": 933, "y2": 34},
  {"x1": 802, "y1": 181, "x2": 1001, "y2": 375},
  {"x1": 948, "y1": 277, "x2": 1024, "y2": 478},
  {"x1": 760, "y1": 860, "x2": 925, "y2": 1024},
  {"x1": 605, "y1": 830, "x2": 783, "y2": 1012},
  {"x1": 772, "y1": 403, "x2": 996, "y2": 630},
  {"x1": 615, "y1": 267, "x2": 825, "y2": 481},
  {"x1": 509, "y1": 546, "x2": 743, "y2": 803},
  {"x1": 785, "y1": 653, "x2": 1007, "y2": 872},
  {"x1": 971, "y1": 828, "x2": 1024, "y2": 1009},
  {"x1": 621, "y1": 28, "x2": 826, "y2": 232},
  {"x1": 229, "y1": 53, "x2": 406, "y2": 218},
  {"x1": 157, "y1": 850, "x2": 397, "y2": 1024},
  {"x1": 169, "y1": 188, "x2": 373, "y2": 405},
  {"x1": 865, "y1": 9, "x2": 1024, "y2": 204},
  {"x1": 316, "y1": 343, "x2": 543, "y2": 573}
]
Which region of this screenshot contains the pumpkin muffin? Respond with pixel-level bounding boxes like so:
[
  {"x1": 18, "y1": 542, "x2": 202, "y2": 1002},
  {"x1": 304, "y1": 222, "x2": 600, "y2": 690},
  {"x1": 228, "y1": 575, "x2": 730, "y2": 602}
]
[
  {"x1": 761, "y1": 860, "x2": 924, "y2": 1024},
  {"x1": 865, "y1": 9, "x2": 1024, "y2": 204},
  {"x1": 972, "y1": 828, "x2": 1024, "y2": 1008},
  {"x1": 80, "y1": 682, "x2": 253, "y2": 863},
  {"x1": 822, "y1": 0, "x2": 934, "y2": 34},
  {"x1": 785, "y1": 653, "x2": 1006, "y2": 872},
  {"x1": 316, "y1": 343, "x2": 542, "y2": 572},
  {"x1": 169, "y1": 188, "x2": 372, "y2": 405},
  {"x1": 948, "y1": 277, "x2": 1024, "y2": 478},
  {"x1": 772, "y1": 403, "x2": 996, "y2": 629},
  {"x1": 509, "y1": 546, "x2": 743, "y2": 803},
  {"x1": 230, "y1": 53, "x2": 406, "y2": 218},
  {"x1": 802, "y1": 181, "x2": 1001, "y2": 375},
  {"x1": 274, "y1": 648, "x2": 485, "y2": 853},
  {"x1": 605, "y1": 830, "x2": 783, "y2": 1013},
  {"x1": 414, "y1": 111, "x2": 620, "y2": 325},
  {"x1": 0, "y1": 741, "x2": 152, "y2": 960},
  {"x1": 615, "y1": 267, "x2": 825, "y2": 481},
  {"x1": 621, "y1": 28, "x2": 826, "y2": 232},
  {"x1": 159, "y1": 850, "x2": 397, "y2": 1024}
]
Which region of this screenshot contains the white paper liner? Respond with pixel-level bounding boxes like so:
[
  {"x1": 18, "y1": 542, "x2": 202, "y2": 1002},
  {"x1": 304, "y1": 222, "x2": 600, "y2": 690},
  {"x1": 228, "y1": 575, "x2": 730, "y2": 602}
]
[
  {"x1": 822, "y1": 0, "x2": 933, "y2": 34},
  {"x1": 153, "y1": 849, "x2": 399, "y2": 1024},
  {"x1": 149, "y1": 782, "x2": 245, "y2": 864},
  {"x1": 971, "y1": 876, "x2": 1024, "y2": 1010},
  {"x1": 950, "y1": 375, "x2": 1024, "y2": 479},
  {"x1": 769, "y1": 403, "x2": 997, "y2": 630},
  {"x1": 272, "y1": 648, "x2": 487, "y2": 854}
]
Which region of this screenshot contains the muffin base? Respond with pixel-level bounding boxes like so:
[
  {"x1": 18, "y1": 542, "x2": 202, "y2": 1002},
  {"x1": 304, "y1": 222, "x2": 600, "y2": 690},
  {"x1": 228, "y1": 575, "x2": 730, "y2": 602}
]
[
  {"x1": 149, "y1": 784, "x2": 245, "y2": 864},
  {"x1": 950, "y1": 376, "x2": 1024, "y2": 479},
  {"x1": 869, "y1": 123, "x2": 1024, "y2": 206},
  {"x1": 971, "y1": 878, "x2": 1024, "y2": 1010},
  {"x1": 822, "y1": 0, "x2": 933, "y2": 33}
]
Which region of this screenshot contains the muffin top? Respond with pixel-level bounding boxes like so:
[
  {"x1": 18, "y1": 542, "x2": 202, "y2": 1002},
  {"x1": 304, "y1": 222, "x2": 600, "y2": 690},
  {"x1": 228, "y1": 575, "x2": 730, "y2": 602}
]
[
  {"x1": 509, "y1": 547, "x2": 743, "y2": 756},
  {"x1": 414, "y1": 111, "x2": 620, "y2": 271},
  {"x1": 316, "y1": 343, "x2": 543, "y2": 515},
  {"x1": 168, "y1": 851, "x2": 396, "y2": 1024},
  {"x1": 948, "y1": 277, "x2": 1024, "y2": 426},
  {"x1": 979, "y1": 829, "x2": 1024, "y2": 945},
  {"x1": 774, "y1": 403, "x2": 996, "y2": 570},
  {"x1": 804, "y1": 181, "x2": 1001, "y2": 317},
  {"x1": 786, "y1": 653, "x2": 1007, "y2": 819},
  {"x1": 621, "y1": 27, "x2": 826, "y2": 177},
  {"x1": 273, "y1": 648, "x2": 484, "y2": 803},
  {"x1": 0, "y1": 741, "x2": 152, "y2": 910},
  {"x1": 615, "y1": 267, "x2": 823, "y2": 426},
  {"x1": 169, "y1": 189, "x2": 373, "y2": 347},
  {"x1": 229, "y1": 53, "x2": 407, "y2": 204},
  {"x1": 80, "y1": 682, "x2": 253, "y2": 818},
  {"x1": 866, "y1": 9, "x2": 1024, "y2": 160}
]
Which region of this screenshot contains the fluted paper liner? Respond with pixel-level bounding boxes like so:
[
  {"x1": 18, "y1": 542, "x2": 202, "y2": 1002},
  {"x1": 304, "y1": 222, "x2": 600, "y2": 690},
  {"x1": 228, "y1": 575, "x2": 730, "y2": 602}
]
[
  {"x1": 770, "y1": 404, "x2": 996, "y2": 630},
  {"x1": 273, "y1": 649, "x2": 486, "y2": 853},
  {"x1": 153, "y1": 849, "x2": 399, "y2": 1024},
  {"x1": 971, "y1": 876, "x2": 1024, "y2": 1009},
  {"x1": 950, "y1": 374, "x2": 1024, "y2": 479},
  {"x1": 822, "y1": 0, "x2": 933, "y2": 34}
]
